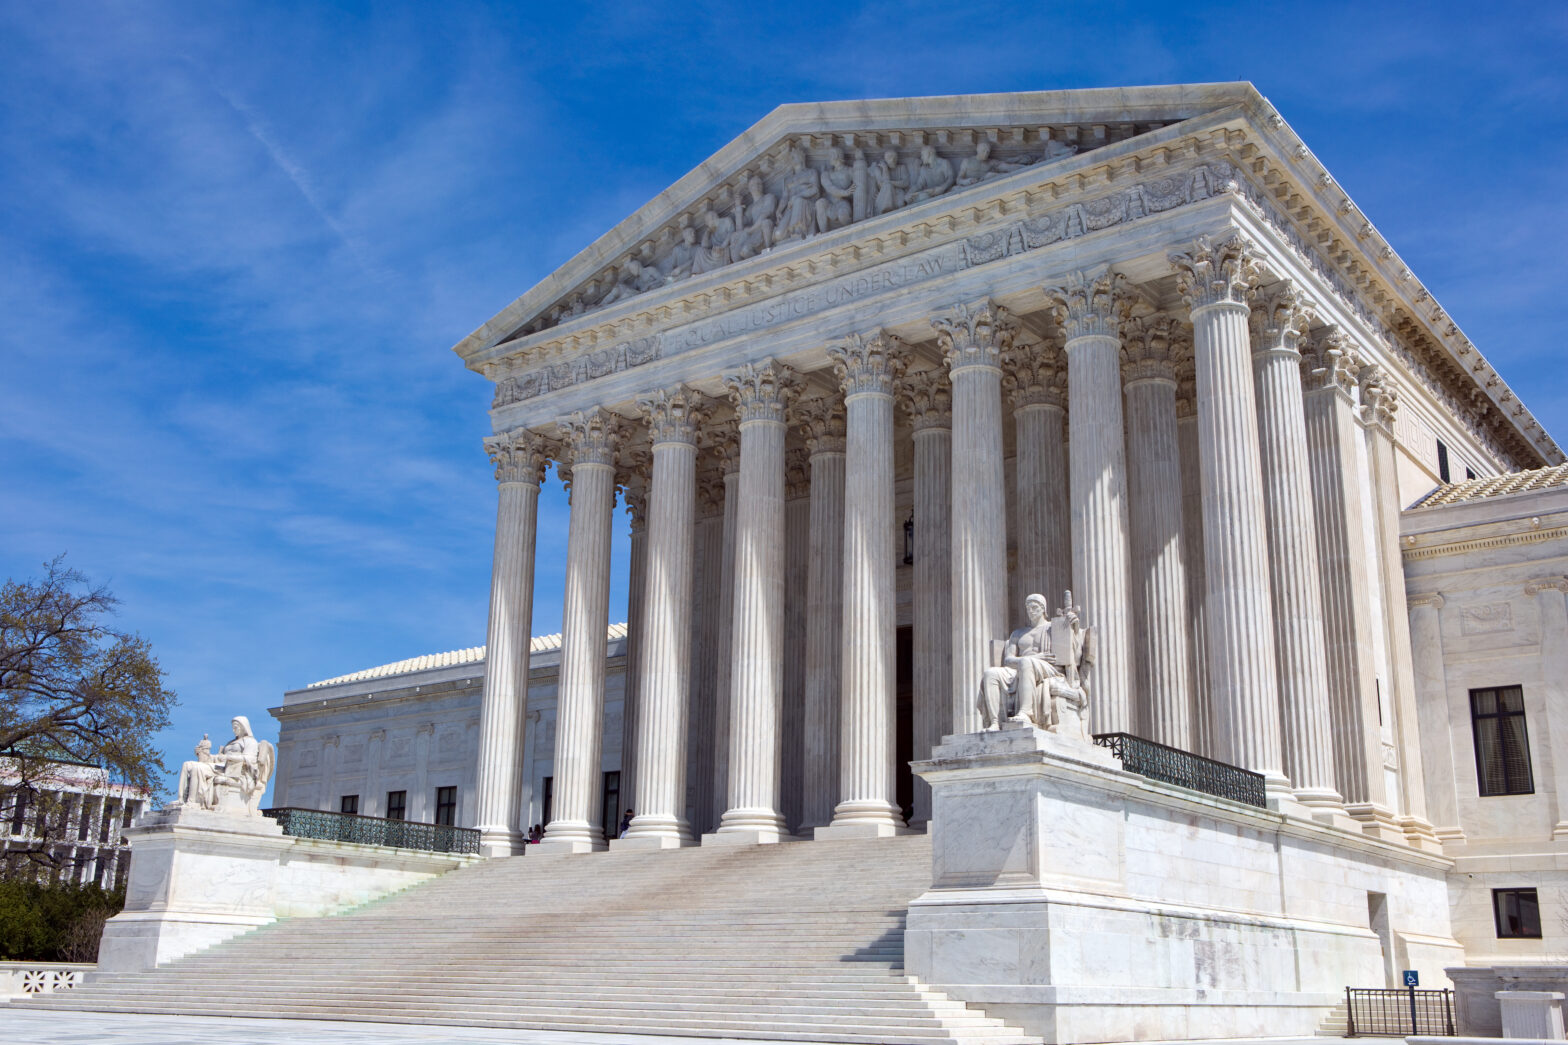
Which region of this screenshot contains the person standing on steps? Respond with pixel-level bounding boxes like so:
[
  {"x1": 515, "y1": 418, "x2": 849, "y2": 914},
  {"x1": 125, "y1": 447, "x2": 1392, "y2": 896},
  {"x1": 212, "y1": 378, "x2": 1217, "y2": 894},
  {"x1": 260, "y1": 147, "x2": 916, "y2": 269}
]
[{"x1": 618, "y1": 809, "x2": 634, "y2": 838}]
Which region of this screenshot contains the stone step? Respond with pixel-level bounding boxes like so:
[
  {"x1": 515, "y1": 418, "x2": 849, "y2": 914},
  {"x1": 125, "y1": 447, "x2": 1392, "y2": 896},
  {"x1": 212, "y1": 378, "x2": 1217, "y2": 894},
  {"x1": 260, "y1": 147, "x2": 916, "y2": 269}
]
[{"x1": 34, "y1": 833, "x2": 1042, "y2": 1044}]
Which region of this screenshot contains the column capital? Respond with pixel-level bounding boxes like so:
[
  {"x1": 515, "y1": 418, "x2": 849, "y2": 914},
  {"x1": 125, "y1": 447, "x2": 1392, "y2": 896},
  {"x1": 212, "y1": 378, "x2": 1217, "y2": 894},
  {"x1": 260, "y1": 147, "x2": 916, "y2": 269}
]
[
  {"x1": 793, "y1": 395, "x2": 847, "y2": 456},
  {"x1": 1359, "y1": 364, "x2": 1400, "y2": 431},
  {"x1": 1302, "y1": 327, "x2": 1362, "y2": 397},
  {"x1": 1173, "y1": 331, "x2": 1198, "y2": 418},
  {"x1": 786, "y1": 448, "x2": 812, "y2": 500},
  {"x1": 1170, "y1": 232, "x2": 1262, "y2": 312},
  {"x1": 1408, "y1": 591, "x2": 1447, "y2": 610},
  {"x1": 696, "y1": 460, "x2": 726, "y2": 518},
  {"x1": 1120, "y1": 313, "x2": 1180, "y2": 385},
  {"x1": 1002, "y1": 336, "x2": 1067, "y2": 409},
  {"x1": 932, "y1": 298, "x2": 1016, "y2": 371},
  {"x1": 705, "y1": 419, "x2": 742, "y2": 476},
  {"x1": 1044, "y1": 269, "x2": 1132, "y2": 342},
  {"x1": 1525, "y1": 577, "x2": 1568, "y2": 596},
  {"x1": 723, "y1": 358, "x2": 798, "y2": 425},
  {"x1": 637, "y1": 385, "x2": 709, "y2": 447},
  {"x1": 1250, "y1": 282, "x2": 1315, "y2": 358},
  {"x1": 898, "y1": 367, "x2": 954, "y2": 432},
  {"x1": 484, "y1": 427, "x2": 554, "y2": 485},
  {"x1": 557, "y1": 408, "x2": 625, "y2": 468},
  {"x1": 619, "y1": 450, "x2": 651, "y2": 532},
  {"x1": 828, "y1": 329, "x2": 907, "y2": 398}
]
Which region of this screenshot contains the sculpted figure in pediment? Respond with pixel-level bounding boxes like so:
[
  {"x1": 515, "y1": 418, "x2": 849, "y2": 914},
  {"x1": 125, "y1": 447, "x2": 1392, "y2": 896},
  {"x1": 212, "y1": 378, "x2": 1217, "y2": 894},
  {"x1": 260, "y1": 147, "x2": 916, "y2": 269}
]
[
  {"x1": 692, "y1": 205, "x2": 735, "y2": 276},
  {"x1": 956, "y1": 140, "x2": 1028, "y2": 188},
  {"x1": 598, "y1": 260, "x2": 644, "y2": 308},
  {"x1": 870, "y1": 149, "x2": 909, "y2": 215},
  {"x1": 908, "y1": 145, "x2": 956, "y2": 205},
  {"x1": 730, "y1": 174, "x2": 777, "y2": 262},
  {"x1": 666, "y1": 222, "x2": 699, "y2": 281},
  {"x1": 816, "y1": 147, "x2": 855, "y2": 233},
  {"x1": 775, "y1": 144, "x2": 823, "y2": 243}
]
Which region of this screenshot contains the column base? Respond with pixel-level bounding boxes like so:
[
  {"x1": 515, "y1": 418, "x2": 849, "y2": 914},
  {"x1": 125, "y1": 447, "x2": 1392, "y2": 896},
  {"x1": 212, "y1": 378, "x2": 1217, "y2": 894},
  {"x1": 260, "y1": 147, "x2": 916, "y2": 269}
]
[
  {"x1": 1399, "y1": 815, "x2": 1447, "y2": 853},
  {"x1": 1343, "y1": 802, "x2": 1407, "y2": 843},
  {"x1": 704, "y1": 807, "x2": 791, "y2": 846},
  {"x1": 611, "y1": 815, "x2": 696, "y2": 850},
  {"x1": 534, "y1": 820, "x2": 606, "y2": 854},
  {"x1": 813, "y1": 821, "x2": 915, "y2": 840},
  {"x1": 476, "y1": 828, "x2": 527, "y2": 858}
]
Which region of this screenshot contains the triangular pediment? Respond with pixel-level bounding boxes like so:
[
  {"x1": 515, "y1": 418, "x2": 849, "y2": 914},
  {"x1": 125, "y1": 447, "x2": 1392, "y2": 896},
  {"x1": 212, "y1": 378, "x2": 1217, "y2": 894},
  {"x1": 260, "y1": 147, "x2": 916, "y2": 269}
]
[{"x1": 453, "y1": 83, "x2": 1265, "y2": 362}]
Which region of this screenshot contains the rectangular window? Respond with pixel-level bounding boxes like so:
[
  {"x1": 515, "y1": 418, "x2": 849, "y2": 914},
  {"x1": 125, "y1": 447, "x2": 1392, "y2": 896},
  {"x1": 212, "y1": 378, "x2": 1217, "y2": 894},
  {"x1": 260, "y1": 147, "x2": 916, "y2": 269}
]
[
  {"x1": 1437, "y1": 440, "x2": 1451, "y2": 483},
  {"x1": 1494, "y1": 888, "x2": 1542, "y2": 938},
  {"x1": 601, "y1": 771, "x2": 620, "y2": 840},
  {"x1": 434, "y1": 786, "x2": 457, "y2": 826},
  {"x1": 385, "y1": 790, "x2": 407, "y2": 821},
  {"x1": 1471, "y1": 686, "x2": 1534, "y2": 796},
  {"x1": 98, "y1": 800, "x2": 115, "y2": 843},
  {"x1": 76, "y1": 803, "x2": 91, "y2": 842},
  {"x1": 7, "y1": 793, "x2": 26, "y2": 836},
  {"x1": 340, "y1": 794, "x2": 359, "y2": 815}
]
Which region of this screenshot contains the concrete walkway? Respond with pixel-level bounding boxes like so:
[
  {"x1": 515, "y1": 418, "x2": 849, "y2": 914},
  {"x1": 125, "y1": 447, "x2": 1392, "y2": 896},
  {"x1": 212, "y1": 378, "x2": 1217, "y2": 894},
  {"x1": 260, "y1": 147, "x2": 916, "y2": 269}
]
[{"x1": 0, "y1": 1010, "x2": 1352, "y2": 1045}]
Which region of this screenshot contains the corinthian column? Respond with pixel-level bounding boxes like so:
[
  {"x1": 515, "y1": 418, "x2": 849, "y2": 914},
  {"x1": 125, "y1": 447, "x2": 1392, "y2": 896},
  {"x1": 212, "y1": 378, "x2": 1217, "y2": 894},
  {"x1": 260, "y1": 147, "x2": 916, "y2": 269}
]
[
  {"x1": 796, "y1": 396, "x2": 846, "y2": 832},
  {"x1": 1003, "y1": 336, "x2": 1071, "y2": 605},
  {"x1": 1045, "y1": 270, "x2": 1133, "y2": 734},
  {"x1": 931, "y1": 300, "x2": 1013, "y2": 736},
  {"x1": 1121, "y1": 314, "x2": 1193, "y2": 748},
  {"x1": 537, "y1": 408, "x2": 622, "y2": 853},
  {"x1": 711, "y1": 360, "x2": 796, "y2": 843},
  {"x1": 1170, "y1": 235, "x2": 1287, "y2": 795},
  {"x1": 1250, "y1": 284, "x2": 1341, "y2": 811},
  {"x1": 709, "y1": 424, "x2": 740, "y2": 830},
  {"x1": 901, "y1": 370, "x2": 951, "y2": 825},
  {"x1": 1362, "y1": 369, "x2": 1440, "y2": 850},
  {"x1": 618, "y1": 388, "x2": 707, "y2": 849},
  {"x1": 1175, "y1": 354, "x2": 1213, "y2": 757},
  {"x1": 473, "y1": 428, "x2": 550, "y2": 857},
  {"x1": 1301, "y1": 333, "x2": 1391, "y2": 827},
  {"x1": 819, "y1": 330, "x2": 908, "y2": 838},
  {"x1": 619, "y1": 452, "x2": 649, "y2": 818}
]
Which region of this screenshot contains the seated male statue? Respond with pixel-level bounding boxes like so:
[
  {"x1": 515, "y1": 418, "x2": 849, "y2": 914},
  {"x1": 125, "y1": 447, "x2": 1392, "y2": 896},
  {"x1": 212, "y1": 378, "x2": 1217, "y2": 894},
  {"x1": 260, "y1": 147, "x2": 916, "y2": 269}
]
[
  {"x1": 977, "y1": 593, "x2": 1059, "y2": 729},
  {"x1": 977, "y1": 592, "x2": 1096, "y2": 738}
]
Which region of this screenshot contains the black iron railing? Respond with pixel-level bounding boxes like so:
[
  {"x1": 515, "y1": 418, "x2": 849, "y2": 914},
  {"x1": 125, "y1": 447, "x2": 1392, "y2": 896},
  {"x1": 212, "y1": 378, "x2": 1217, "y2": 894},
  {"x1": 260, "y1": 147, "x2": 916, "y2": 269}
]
[
  {"x1": 262, "y1": 807, "x2": 480, "y2": 855},
  {"x1": 1092, "y1": 732, "x2": 1268, "y2": 809},
  {"x1": 1345, "y1": 986, "x2": 1455, "y2": 1036}
]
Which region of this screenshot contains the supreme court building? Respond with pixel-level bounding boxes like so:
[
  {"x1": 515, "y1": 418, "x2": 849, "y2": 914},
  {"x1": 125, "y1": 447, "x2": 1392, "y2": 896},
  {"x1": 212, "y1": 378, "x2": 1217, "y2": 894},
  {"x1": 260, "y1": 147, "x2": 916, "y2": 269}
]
[{"x1": 271, "y1": 83, "x2": 1567, "y2": 975}]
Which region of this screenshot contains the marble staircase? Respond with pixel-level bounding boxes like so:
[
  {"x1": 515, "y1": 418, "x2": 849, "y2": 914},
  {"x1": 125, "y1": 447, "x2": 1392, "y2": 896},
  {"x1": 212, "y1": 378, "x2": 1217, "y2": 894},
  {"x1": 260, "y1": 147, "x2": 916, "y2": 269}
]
[{"x1": 23, "y1": 833, "x2": 1040, "y2": 1044}]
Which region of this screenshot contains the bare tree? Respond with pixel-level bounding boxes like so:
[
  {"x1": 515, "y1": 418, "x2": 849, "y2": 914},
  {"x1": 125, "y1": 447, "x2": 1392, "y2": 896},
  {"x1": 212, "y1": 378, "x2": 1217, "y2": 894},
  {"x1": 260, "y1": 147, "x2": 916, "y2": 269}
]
[{"x1": 0, "y1": 557, "x2": 176, "y2": 873}]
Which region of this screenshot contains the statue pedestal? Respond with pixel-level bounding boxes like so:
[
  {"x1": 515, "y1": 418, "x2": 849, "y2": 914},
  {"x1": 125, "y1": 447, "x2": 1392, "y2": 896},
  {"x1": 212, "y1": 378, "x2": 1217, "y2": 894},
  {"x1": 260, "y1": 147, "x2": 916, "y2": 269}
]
[
  {"x1": 906, "y1": 727, "x2": 1462, "y2": 1044},
  {"x1": 96, "y1": 806, "x2": 290, "y2": 974}
]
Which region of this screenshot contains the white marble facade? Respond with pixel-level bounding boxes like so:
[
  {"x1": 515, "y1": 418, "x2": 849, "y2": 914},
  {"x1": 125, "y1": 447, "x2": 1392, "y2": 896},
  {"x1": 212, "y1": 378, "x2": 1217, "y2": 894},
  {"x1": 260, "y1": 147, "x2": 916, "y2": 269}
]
[
  {"x1": 267, "y1": 86, "x2": 1566, "y2": 988},
  {"x1": 271, "y1": 627, "x2": 631, "y2": 841}
]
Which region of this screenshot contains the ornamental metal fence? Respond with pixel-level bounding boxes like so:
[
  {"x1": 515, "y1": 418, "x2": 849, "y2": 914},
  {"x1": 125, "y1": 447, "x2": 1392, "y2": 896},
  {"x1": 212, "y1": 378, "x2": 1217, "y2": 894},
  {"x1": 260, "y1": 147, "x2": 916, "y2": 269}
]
[
  {"x1": 1345, "y1": 986, "x2": 1455, "y2": 1036},
  {"x1": 1091, "y1": 732, "x2": 1268, "y2": 809},
  {"x1": 262, "y1": 807, "x2": 479, "y2": 855}
]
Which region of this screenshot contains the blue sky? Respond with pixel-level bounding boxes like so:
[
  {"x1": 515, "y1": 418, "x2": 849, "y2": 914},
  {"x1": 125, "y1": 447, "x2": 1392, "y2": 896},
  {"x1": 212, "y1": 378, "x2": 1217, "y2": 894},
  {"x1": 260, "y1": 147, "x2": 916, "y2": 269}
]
[{"x1": 2, "y1": 1, "x2": 1564, "y2": 800}]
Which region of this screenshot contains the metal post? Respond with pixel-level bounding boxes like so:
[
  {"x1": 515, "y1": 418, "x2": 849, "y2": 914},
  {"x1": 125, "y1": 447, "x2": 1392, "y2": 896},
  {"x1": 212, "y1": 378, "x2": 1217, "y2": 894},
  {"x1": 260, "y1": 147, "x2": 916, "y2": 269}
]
[
  {"x1": 1346, "y1": 986, "x2": 1357, "y2": 1037},
  {"x1": 1408, "y1": 984, "x2": 1419, "y2": 1035}
]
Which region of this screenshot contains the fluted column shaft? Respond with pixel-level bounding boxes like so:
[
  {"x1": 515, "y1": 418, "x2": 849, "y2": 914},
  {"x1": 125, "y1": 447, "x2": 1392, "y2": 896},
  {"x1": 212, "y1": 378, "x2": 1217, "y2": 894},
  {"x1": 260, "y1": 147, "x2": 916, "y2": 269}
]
[
  {"x1": 1172, "y1": 237, "x2": 1286, "y2": 791},
  {"x1": 1176, "y1": 401, "x2": 1212, "y2": 757},
  {"x1": 714, "y1": 360, "x2": 793, "y2": 842},
  {"x1": 1301, "y1": 344, "x2": 1387, "y2": 813},
  {"x1": 1048, "y1": 272, "x2": 1133, "y2": 733},
  {"x1": 933, "y1": 301, "x2": 1012, "y2": 736},
  {"x1": 539, "y1": 410, "x2": 620, "y2": 853},
  {"x1": 822, "y1": 332, "x2": 906, "y2": 837},
  {"x1": 710, "y1": 448, "x2": 739, "y2": 830},
  {"x1": 1251, "y1": 288, "x2": 1340, "y2": 807},
  {"x1": 800, "y1": 401, "x2": 846, "y2": 831},
  {"x1": 473, "y1": 432, "x2": 547, "y2": 857},
  {"x1": 1363, "y1": 378, "x2": 1438, "y2": 848},
  {"x1": 686, "y1": 496, "x2": 723, "y2": 834},
  {"x1": 620, "y1": 480, "x2": 647, "y2": 818},
  {"x1": 1122, "y1": 342, "x2": 1192, "y2": 748},
  {"x1": 621, "y1": 390, "x2": 704, "y2": 848},
  {"x1": 904, "y1": 372, "x2": 952, "y2": 824},
  {"x1": 1004, "y1": 341, "x2": 1070, "y2": 607}
]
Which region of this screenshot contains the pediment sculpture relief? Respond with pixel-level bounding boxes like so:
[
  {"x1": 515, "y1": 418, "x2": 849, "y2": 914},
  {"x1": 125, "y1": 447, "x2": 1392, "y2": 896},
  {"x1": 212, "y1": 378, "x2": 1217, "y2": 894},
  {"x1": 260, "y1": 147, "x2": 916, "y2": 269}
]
[
  {"x1": 977, "y1": 592, "x2": 1096, "y2": 740},
  {"x1": 174, "y1": 715, "x2": 276, "y2": 816},
  {"x1": 531, "y1": 131, "x2": 1086, "y2": 334}
]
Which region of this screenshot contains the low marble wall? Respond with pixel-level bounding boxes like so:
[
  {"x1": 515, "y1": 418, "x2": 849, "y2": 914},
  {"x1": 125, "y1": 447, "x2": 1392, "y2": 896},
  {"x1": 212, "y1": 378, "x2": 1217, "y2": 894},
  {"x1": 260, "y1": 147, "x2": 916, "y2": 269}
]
[
  {"x1": 0, "y1": 962, "x2": 91, "y2": 1002},
  {"x1": 275, "y1": 837, "x2": 476, "y2": 918},
  {"x1": 1449, "y1": 966, "x2": 1568, "y2": 1037},
  {"x1": 908, "y1": 728, "x2": 1464, "y2": 1044}
]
